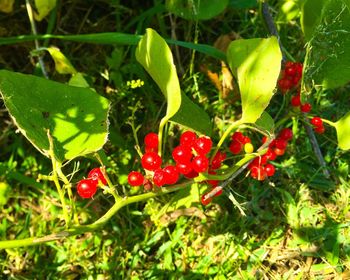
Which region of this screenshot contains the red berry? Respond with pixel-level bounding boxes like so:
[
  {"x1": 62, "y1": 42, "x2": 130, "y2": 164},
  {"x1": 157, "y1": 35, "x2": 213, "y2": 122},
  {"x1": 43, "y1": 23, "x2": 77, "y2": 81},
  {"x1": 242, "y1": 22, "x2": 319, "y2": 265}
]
[
  {"x1": 278, "y1": 78, "x2": 293, "y2": 92},
  {"x1": 211, "y1": 151, "x2": 226, "y2": 170},
  {"x1": 250, "y1": 165, "x2": 266, "y2": 181},
  {"x1": 153, "y1": 169, "x2": 166, "y2": 187},
  {"x1": 314, "y1": 125, "x2": 325, "y2": 134},
  {"x1": 274, "y1": 147, "x2": 285, "y2": 156},
  {"x1": 163, "y1": 165, "x2": 179, "y2": 185},
  {"x1": 301, "y1": 103, "x2": 312, "y2": 113},
  {"x1": 144, "y1": 132, "x2": 158, "y2": 149},
  {"x1": 128, "y1": 171, "x2": 144, "y2": 187},
  {"x1": 184, "y1": 169, "x2": 199, "y2": 179},
  {"x1": 262, "y1": 136, "x2": 268, "y2": 144},
  {"x1": 311, "y1": 117, "x2": 323, "y2": 127},
  {"x1": 231, "y1": 132, "x2": 245, "y2": 143},
  {"x1": 201, "y1": 193, "x2": 212, "y2": 206},
  {"x1": 292, "y1": 76, "x2": 301, "y2": 85},
  {"x1": 88, "y1": 167, "x2": 107, "y2": 185},
  {"x1": 180, "y1": 131, "x2": 197, "y2": 148},
  {"x1": 279, "y1": 128, "x2": 293, "y2": 141},
  {"x1": 274, "y1": 139, "x2": 288, "y2": 150},
  {"x1": 77, "y1": 179, "x2": 98, "y2": 198},
  {"x1": 191, "y1": 155, "x2": 209, "y2": 173},
  {"x1": 285, "y1": 66, "x2": 296, "y2": 76},
  {"x1": 145, "y1": 146, "x2": 158, "y2": 153},
  {"x1": 291, "y1": 95, "x2": 301, "y2": 107},
  {"x1": 229, "y1": 140, "x2": 243, "y2": 154},
  {"x1": 176, "y1": 162, "x2": 192, "y2": 175},
  {"x1": 193, "y1": 136, "x2": 213, "y2": 155},
  {"x1": 250, "y1": 156, "x2": 267, "y2": 167},
  {"x1": 285, "y1": 61, "x2": 294, "y2": 69},
  {"x1": 265, "y1": 164, "x2": 275, "y2": 177},
  {"x1": 262, "y1": 148, "x2": 277, "y2": 161},
  {"x1": 143, "y1": 179, "x2": 153, "y2": 191},
  {"x1": 172, "y1": 145, "x2": 193, "y2": 163},
  {"x1": 207, "y1": 170, "x2": 219, "y2": 187},
  {"x1": 141, "y1": 152, "x2": 162, "y2": 171}
]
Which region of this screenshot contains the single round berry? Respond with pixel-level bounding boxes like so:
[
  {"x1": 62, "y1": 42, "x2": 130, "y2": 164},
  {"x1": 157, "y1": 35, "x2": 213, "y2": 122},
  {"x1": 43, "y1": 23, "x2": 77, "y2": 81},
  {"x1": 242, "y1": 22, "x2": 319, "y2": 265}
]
[
  {"x1": 231, "y1": 132, "x2": 246, "y2": 143},
  {"x1": 250, "y1": 156, "x2": 267, "y2": 167},
  {"x1": 153, "y1": 169, "x2": 166, "y2": 187},
  {"x1": 172, "y1": 145, "x2": 193, "y2": 163},
  {"x1": 291, "y1": 95, "x2": 301, "y2": 107},
  {"x1": 244, "y1": 143, "x2": 254, "y2": 154},
  {"x1": 77, "y1": 179, "x2": 98, "y2": 198},
  {"x1": 278, "y1": 78, "x2": 293, "y2": 92},
  {"x1": 144, "y1": 132, "x2": 158, "y2": 149},
  {"x1": 262, "y1": 148, "x2": 277, "y2": 161},
  {"x1": 285, "y1": 66, "x2": 296, "y2": 76},
  {"x1": 191, "y1": 155, "x2": 209, "y2": 173},
  {"x1": 194, "y1": 136, "x2": 213, "y2": 155},
  {"x1": 88, "y1": 167, "x2": 107, "y2": 185},
  {"x1": 176, "y1": 162, "x2": 192, "y2": 175},
  {"x1": 279, "y1": 128, "x2": 293, "y2": 141},
  {"x1": 141, "y1": 152, "x2": 162, "y2": 171},
  {"x1": 300, "y1": 103, "x2": 312, "y2": 113},
  {"x1": 163, "y1": 165, "x2": 179, "y2": 185},
  {"x1": 274, "y1": 139, "x2": 288, "y2": 150},
  {"x1": 180, "y1": 131, "x2": 197, "y2": 148},
  {"x1": 229, "y1": 140, "x2": 243, "y2": 155},
  {"x1": 211, "y1": 151, "x2": 226, "y2": 170},
  {"x1": 128, "y1": 171, "x2": 144, "y2": 187},
  {"x1": 274, "y1": 147, "x2": 285, "y2": 156},
  {"x1": 265, "y1": 164, "x2": 276, "y2": 177},
  {"x1": 311, "y1": 117, "x2": 323, "y2": 127},
  {"x1": 250, "y1": 165, "x2": 266, "y2": 181},
  {"x1": 201, "y1": 193, "x2": 212, "y2": 206},
  {"x1": 314, "y1": 125, "x2": 325, "y2": 134}
]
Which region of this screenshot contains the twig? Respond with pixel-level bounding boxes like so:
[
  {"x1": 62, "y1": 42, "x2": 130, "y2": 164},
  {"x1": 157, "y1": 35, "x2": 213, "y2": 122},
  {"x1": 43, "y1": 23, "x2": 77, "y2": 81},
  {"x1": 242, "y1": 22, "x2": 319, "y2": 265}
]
[{"x1": 25, "y1": 0, "x2": 49, "y2": 79}]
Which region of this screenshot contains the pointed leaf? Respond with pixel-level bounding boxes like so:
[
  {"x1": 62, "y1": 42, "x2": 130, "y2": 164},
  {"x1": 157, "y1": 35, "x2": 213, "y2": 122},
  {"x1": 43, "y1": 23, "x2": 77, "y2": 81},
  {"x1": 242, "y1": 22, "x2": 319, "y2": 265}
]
[
  {"x1": 135, "y1": 28, "x2": 181, "y2": 121},
  {"x1": 34, "y1": 0, "x2": 56, "y2": 21},
  {"x1": 0, "y1": 70, "x2": 110, "y2": 162},
  {"x1": 334, "y1": 112, "x2": 350, "y2": 150},
  {"x1": 227, "y1": 37, "x2": 282, "y2": 123},
  {"x1": 46, "y1": 47, "x2": 77, "y2": 75}
]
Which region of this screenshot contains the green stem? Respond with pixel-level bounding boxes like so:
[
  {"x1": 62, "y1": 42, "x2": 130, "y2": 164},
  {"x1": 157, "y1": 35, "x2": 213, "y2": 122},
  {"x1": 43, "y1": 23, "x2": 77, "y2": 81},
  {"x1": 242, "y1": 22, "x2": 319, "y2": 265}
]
[
  {"x1": 0, "y1": 183, "x2": 189, "y2": 249},
  {"x1": 158, "y1": 117, "x2": 168, "y2": 156}
]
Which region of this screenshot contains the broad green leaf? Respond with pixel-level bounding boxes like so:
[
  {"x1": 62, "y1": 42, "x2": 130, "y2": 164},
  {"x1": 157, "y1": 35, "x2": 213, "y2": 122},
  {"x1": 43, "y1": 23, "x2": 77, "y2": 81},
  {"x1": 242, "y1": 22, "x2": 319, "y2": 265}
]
[
  {"x1": 301, "y1": 0, "x2": 327, "y2": 41},
  {"x1": 135, "y1": 28, "x2": 181, "y2": 121},
  {"x1": 255, "y1": 111, "x2": 274, "y2": 134},
  {"x1": 304, "y1": 0, "x2": 350, "y2": 89},
  {"x1": 166, "y1": 0, "x2": 228, "y2": 20},
  {"x1": 334, "y1": 112, "x2": 350, "y2": 150},
  {"x1": 46, "y1": 47, "x2": 77, "y2": 75},
  {"x1": 34, "y1": 0, "x2": 56, "y2": 21},
  {"x1": 227, "y1": 37, "x2": 282, "y2": 123},
  {"x1": 68, "y1": 72, "x2": 90, "y2": 88},
  {"x1": 0, "y1": 0, "x2": 14, "y2": 13},
  {"x1": 0, "y1": 70, "x2": 110, "y2": 162},
  {"x1": 170, "y1": 92, "x2": 212, "y2": 135}
]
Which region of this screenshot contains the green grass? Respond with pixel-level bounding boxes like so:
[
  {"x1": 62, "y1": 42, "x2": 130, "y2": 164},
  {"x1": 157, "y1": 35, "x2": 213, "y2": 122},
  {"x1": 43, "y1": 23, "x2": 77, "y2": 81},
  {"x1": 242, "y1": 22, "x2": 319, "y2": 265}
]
[{"x1": 1, "y1": 0, "x2": 350, "y2": 279}]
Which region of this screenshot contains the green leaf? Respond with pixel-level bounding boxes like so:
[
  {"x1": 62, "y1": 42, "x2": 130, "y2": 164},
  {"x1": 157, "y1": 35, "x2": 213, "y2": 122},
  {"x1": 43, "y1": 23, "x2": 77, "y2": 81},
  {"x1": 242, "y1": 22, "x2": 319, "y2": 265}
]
[
  {"x1": 301, "y1": 0, "x2": 327, "y2": 41},
  {"x1": 33, "y1": 0, "x2": 56, "y2": 21},
  {"x1": 229, "y1": 0, "x2": 257, "y2": 9},
  {"x1": 0, "y1": 70, "x2": 110, "y2": 162},
  {"x1": 46, "y1": 47, "x2": 77, "y2": 75},
  {"x1": 255, "y1": 111, "x2": 274, "y2": 134},
  {"x1": 170, "y1": 92, "x2": 212, "y2": 135},
  {"x1": 135, "y1": 28, "x2": 181, "y2": 121},
  {"x1": 166, "y1": 0, "x2": 228, "y2": 20},
  {"x1": 304, "y1": 0, "x2": 350, "y2": 89},
  {"x1": 334, "y1": 112, "x2": 350, "y2": 150},
  {"x1": 227, "y1": 37, "x2": 282, "y2": 123}
]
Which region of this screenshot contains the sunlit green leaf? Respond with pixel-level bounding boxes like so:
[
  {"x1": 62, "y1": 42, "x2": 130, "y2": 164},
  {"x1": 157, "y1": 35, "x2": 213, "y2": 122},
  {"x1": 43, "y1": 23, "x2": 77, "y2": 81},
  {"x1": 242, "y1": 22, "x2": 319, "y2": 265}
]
[
  {"x1": 46, "y1": 47, "x2": 77, "y2": 75},
  {"x1": 334, "y1": 112, "x2": 350, "y2": 150},
  {"x1": 135, "y1": 28, "x2": 181, "y2": 121},
  {"x1": 227, "y1": 37, "x2": 282, "y2": 123},
  {"x1": 255, "y1": 111, "x2": 274, "y2": 134},
  {"x1": 0, "y1": 70, "x2": 110, "y2": 162}
]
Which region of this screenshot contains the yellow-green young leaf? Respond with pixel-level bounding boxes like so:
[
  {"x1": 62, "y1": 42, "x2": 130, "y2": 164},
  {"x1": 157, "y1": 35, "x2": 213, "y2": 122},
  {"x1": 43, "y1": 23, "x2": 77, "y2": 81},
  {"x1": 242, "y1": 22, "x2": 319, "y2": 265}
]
[
  {"x1": 0, "y1": 0, "x2": 14, "y2": 13},
  {"x1": 34, "y1": 0, "x2": 56, "y2": 21},
  {"x1": 46, "y1": 47, "x2": 77, "y2": 75},
  {"x1": 135, "y1": 28, "x2": 181, "y2": 121},
  {"x1": 227, "y1": 37, "x2": 282, "y2": 123},
  {"x1": 0, "y1": 70, "x2": 110, "y2": 162},
  {"x1": 335, "y1": 112, "x2": 350, "y2": 150}
]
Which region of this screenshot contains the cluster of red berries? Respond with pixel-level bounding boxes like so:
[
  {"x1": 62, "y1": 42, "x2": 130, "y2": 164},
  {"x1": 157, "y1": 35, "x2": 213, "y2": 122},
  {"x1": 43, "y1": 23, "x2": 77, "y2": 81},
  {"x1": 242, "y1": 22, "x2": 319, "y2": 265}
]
[
  {"x1": 248, "y1": 128, "x2": 293, "y2": 181},
  {"x1": 229, "y1": 132, "x2": 253, "y2": 154},
  {"x1": 76, "y1": 167, "x2": 107, "y2": 198},
  {"x1": 290, "y1": 91, "x2": 312, "y2": 113},
  {"x1": 278, "y1": 61, "x2": 302, "y2": 93},
  {"x1": 310, "y1": 117, "x2": 325, "y2": 134},
  {"x1": 128, "y1": 131, "x2": 226, "y2": 190}
]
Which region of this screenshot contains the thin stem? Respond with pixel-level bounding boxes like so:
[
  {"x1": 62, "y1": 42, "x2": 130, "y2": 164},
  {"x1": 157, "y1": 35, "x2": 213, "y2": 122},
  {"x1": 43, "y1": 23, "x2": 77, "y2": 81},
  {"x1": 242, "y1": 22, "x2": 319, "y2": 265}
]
[
  {"x1": 158, "y1": 117, "x2": 168, "y2": 157},
  {"x1": 0, "y1": 183, "x2": 190, "y2": 249},
  {"x1": 25, "y1": 0, "x2": 49, "y2": 79}
]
